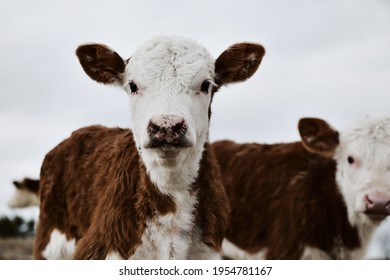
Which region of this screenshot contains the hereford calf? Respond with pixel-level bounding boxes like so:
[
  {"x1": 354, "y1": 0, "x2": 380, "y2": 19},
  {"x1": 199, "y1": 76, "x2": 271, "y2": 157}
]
[
  {"x1": 34, "y1": 36, "x2": 265, "y2": 260},
  {"x1": 212, "y1": 117, "x2": 390, "y2": 259},
  {"x1": 8, "y1": 178, "x2": 39, "y2": 208}
]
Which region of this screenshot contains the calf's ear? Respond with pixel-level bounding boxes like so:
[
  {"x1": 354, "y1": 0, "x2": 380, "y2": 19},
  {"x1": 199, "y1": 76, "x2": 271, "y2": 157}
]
[
  {"x1": 76, "y1": 44, "x2": 126, "y2": 85},
  {"x1": 13, "y1": 181, "x2": 22, "y2": 189},
  {"x1": 215, "y1": 43, "x2": 265, "y2": 86},
  {"x1": 298, "y1": 118, "x2": 339, "y2": 158}
]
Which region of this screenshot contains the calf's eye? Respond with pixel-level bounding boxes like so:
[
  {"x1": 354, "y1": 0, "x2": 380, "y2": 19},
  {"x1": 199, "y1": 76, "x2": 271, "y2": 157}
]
[
  {"x1": 200, "y1": 80, "x2": 211, "y2": 94},
  {"x1": 129, "y1": 82, "x2": 138, "y2": 94},
  {"x1": 347, "y1": 156, "x2": 354, "y2": 164}
]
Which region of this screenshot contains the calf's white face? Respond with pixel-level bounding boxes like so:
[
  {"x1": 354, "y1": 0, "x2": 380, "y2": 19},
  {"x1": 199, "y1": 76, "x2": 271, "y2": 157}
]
[
  {"x1": 335, "y1": 117, "x2": 390, "y2": 226},
  {"x1": 299, "y1": 117, "x2": 390, "y2": 228},
  {"x1": 125, "y1": 38, "x2": 215, "y2": 164}
]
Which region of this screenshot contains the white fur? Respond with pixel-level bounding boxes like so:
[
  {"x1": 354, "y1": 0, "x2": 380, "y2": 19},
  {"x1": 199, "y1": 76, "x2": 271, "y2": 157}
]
[
  {"x1": 365, "y1": 217, "x2": 390, "y2": 259},
  {"x1": 7, "y1": 188, "x2": 39, "y2": 208},
  {"x1": 42, "y1": 229, "x2": 76, "y2": 260}
]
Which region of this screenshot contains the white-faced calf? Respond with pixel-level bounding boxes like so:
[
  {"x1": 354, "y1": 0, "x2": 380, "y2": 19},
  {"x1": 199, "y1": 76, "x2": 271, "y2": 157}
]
[
  {"x1": 34, "y1": 36, "x2": 265, "y2": 259},
  {"x1": 7, "y1": 178, "x2": 39, "y2": 208},
  {"x1": 212, "y1": 116, "x2": 390, "y2": 259}
]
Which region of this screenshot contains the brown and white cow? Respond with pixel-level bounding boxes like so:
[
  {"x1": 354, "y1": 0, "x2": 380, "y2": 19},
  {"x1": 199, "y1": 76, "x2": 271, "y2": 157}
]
[
  {"x1": 212, "y1": 116, "x2": 390, "y2": 259},
  {"x1": 8, "y1": 178, "x2": 40, "y2": 208},
  {"x1": 33, "y1": 36, "x2": 265, "y2": 259}
]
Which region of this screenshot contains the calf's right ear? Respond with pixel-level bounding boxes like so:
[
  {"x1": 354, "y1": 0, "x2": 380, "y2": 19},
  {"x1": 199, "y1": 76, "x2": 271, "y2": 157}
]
[
  {"x1": 298, "y1": 118, "x2": 339, "y2": 158},
  {"x1": 76, "y1": 44, "x2": 126, "y2": 85}
]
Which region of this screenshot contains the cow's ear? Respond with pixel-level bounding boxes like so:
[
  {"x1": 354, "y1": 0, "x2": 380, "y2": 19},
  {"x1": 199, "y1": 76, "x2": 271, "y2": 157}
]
[
  {"x1": 13, "y1": 181, "x2": 22, "y2": 189},
  {"x1": 215, "y1": 43, "x2": 265, "y2": 86},
  {"x1": 76, "y1": 43, "x2": 126, "y2": 85},
  {"x1": 298, "y1": 118, "x2": 339, "y2": 158}
]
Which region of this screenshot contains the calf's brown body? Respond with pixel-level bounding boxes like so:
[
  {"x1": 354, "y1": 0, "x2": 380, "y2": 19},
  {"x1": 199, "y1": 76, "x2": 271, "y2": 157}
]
[
  {"x1": 212, "y1": 119, "x2": 362, "y2": 259},
  {"x1": 35, "y1": 125, "x2": 229, "y2": 259}
]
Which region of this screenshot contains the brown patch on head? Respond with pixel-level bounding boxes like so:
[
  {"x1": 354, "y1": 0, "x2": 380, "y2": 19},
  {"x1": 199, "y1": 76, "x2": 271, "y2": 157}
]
[
  {"x1": 298, "y1": 118, "x2": 339, "y2": 158},
  {"x1": 76, "y1": 44, "x2": 126, "y2": 84},
  {"x1": 215, "y1": 43, "x2": 265, "y2": 86}
]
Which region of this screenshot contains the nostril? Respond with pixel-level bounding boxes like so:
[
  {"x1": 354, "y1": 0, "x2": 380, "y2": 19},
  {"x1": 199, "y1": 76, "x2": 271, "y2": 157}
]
[
  {"x1": 364, "y1": 195, "x2": 374, "y2": 208},
  {"x1": 171, "y1": 120, "x2": 187, "y2": 134},
  {"x1": 148, "y1": 122, "x2": 161, "y2": 135}
]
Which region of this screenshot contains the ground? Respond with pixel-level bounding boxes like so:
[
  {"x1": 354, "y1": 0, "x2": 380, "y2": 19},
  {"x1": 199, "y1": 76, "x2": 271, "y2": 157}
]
[{"x1": 0, "y1": 237, "x2": 34, "y2": 260}]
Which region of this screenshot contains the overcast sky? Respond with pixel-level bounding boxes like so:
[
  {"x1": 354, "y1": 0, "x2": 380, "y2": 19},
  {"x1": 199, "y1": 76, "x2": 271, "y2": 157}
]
[{"x1": 1, "y1": 0, "x2": 390, "y2": 219}]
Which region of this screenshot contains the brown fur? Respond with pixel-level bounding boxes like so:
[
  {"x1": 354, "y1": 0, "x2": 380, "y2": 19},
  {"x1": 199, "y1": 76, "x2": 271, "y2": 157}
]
[
  {"x1": 299, "y1": 118, "x2": 339, "y2": 157},
  {"x1": 215, "y1": 43, "x2": 265, "y2": 86},
  {"x1": 76, "y1": 44, "x2": 126, "y2": 84},
  {"x1": 192, "y1": 145, "x2": 230, "y2": 250},
  {"x1": 34, "y1": 126, "x2": 229, "y2": 259},
  {"x1": 212, "y1": 120, "x2": 361, "y2": 259}
]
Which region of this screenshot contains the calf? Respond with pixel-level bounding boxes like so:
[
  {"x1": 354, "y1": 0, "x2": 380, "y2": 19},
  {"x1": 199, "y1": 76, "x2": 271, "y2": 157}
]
[
  {"x1": 8, "y1": 178, "x2": 39, "y2": 208},
  {"x1": 34, "y1": 36, "x2": 265, "y2": 259},
  {"x1": 212, "y1": 117, "x2": 390, "y2": 259}
]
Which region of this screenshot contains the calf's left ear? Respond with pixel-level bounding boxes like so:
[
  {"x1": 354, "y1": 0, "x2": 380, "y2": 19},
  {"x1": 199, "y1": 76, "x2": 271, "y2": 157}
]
[
  {"x1": 215, "y1": 43, "x2": 265, "y2": 86},
  {"x1": 298, "y1": 118, "x2": 340, "y2": 158}
]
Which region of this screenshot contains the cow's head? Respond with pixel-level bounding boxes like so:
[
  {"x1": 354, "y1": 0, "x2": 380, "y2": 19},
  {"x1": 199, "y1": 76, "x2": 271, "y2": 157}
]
[
  {"x1": 76, "y1": 36, "x2": 265, "y2": 170},
  {"x1": 299, "y1": 117, "x2": 390, "y2": 226},
  {"x1": 8, "y1": 178, "x2": 39, "y2": 208}
]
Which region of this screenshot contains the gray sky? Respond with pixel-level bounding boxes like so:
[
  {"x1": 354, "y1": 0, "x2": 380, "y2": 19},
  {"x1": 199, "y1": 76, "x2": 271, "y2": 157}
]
[{"x1": 1, "y1": 0, "x2": 390, "y2": 218}]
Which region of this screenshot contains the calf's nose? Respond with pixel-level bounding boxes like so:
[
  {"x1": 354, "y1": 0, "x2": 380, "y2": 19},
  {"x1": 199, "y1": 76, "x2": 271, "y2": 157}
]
[
  {"x1": 147, "y1": 115, "x2": 188, "y2": 148},
  {"x1": 364, "y1": 192, "x2": 390, "y2": 220}
]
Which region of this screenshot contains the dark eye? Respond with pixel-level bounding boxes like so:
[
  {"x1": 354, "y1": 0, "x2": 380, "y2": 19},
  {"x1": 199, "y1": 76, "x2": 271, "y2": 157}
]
[
  {"x1": 347, "y1": 156, "x2": 354, "y2": 164},
  {"x1": 129, "y1": 82, "x2": 138, "y2": 94},
  {"x1": 200, "y1": 80, "x2": 211, "y2": 94}
]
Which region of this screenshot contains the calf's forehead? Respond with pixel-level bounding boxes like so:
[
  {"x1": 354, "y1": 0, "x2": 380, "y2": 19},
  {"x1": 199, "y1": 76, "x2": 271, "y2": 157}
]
[
  {"x1": 128, "y1": 37, "x2": 215, "y2": 85},
  {"x1": 338, "y1": 117, "x2": 390, "y2": 160},
  {"x1": 341, "y1": 117, "x2": 390, "y2": 146}
]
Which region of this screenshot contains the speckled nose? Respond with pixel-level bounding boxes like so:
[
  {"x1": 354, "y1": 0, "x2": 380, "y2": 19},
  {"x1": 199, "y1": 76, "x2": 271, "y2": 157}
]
[{"x1": 147, "y1": 115, "x2": 188, "y2": 148}]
